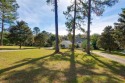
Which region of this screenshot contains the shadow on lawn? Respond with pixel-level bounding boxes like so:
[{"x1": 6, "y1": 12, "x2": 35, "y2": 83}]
[
  {"x1": 0, "y1": 51, "x2": 124, "y2": 83},
  {"x1": 91, "y1": 55, "x2": 125, "y2": 78},
  {"x1": 64, "y1": 52, "x2": 78, "y2": 83},
  {"x1": 0, "y1": 53, "x2": 54, "y2": 74}
]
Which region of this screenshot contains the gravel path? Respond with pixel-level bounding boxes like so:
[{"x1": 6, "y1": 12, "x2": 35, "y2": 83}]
[{"x1": 93, "y1": 51, "x2": 125, "y2": 65}]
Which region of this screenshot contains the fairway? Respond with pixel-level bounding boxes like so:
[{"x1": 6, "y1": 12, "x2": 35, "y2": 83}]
[{"x1": 0, "y1": 46, "x2": 125, "y2": 83}]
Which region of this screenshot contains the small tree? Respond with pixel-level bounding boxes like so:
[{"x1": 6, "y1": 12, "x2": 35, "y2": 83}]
[
  {"x1": 91, "y1": 34, "x2": 100, "y2": 50},
  {"x1": 34, "y1": 32, "x2": 47, "y2": 49},
  {"x1": 97, "y1": 26, "x2": 118, "y2": 52},
  {"x1": 47, "y1": 34, "x2": 56, "y2": 47},
  {"x1": 9, "y1": 21, "x2": 32, "y2": 49}
]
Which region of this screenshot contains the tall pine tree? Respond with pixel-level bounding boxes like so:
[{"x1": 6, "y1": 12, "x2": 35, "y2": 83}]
[
  {"x1": 46, "y1": 0, "x2": 59, "y2": 53},
  {"x1": 64, "y1": 0, "x2": 118, "y2": 54},
  {"x1": 114, "y1": 8, "x2": 125, "y2": 50},
  {"x1": 0, "y1": 0, "x2": 19, "y2": 46}
]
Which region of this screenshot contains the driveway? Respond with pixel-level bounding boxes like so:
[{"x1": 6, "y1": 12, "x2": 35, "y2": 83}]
[{"x1": 92, "y1": 51, "x2": 125, "y2": 65}]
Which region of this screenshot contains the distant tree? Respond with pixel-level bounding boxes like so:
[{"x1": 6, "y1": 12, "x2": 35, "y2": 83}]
[
  {"x1": 91, "y1": 34, "x2": 100, "y2": 49},
  {"x1": 82, "y1": 40, "x2": 93, "y2": 52},
  {"x1": 47, "y1": 34, "x2": 56, "y2": 47},
  {"x1": 82, "y1": 40, "x2": 87, "y2": 51},
  {"x1": 114, "y1": 8, "x2": 125, "y2": 50},
  {"x1": 0, "y1": 0, "x2": 19, "y2": 46},
  {"x1": 47, "y1": 0, "x2": 59, "y2": 53},
  {"x1": 0, "y1": 32, "x2": 10, "y2": 45},
  {"x1": 67, "y1": 33, "x2": 72, "y2": 42},
  {"x1": 9, "y1": 21, "x2": 32, "y2": 49},
  {"x1": 34, "y1": 32, "x2": 47, "y2": 49},
  {"x1": 97, "y1": 26, "x2": 118, "y2": 52},
  {"x1": 25, "y1": 35, "x2": 34, "y2": 46},
  {"x1": 33, "y1": 27, "x2": 40, "y2": 35}
]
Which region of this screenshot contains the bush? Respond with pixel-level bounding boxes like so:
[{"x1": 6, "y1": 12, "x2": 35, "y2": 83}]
[
  {"x1": 60, "y1": 44, "x2": 65, "y2": 49},
  {"x1": 82, "y1": 40, "x2": 93, "y2": 52}
]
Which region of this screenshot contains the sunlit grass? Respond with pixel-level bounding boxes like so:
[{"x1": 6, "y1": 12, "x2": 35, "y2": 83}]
[{"x1": 0, "y1": 46, "x2": 125, "y2": 83}]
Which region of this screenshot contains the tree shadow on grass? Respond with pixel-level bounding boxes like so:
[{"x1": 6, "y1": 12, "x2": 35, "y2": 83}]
[
  {"x1": 0, "y1": 53, "x2": 55, "y2": 74},
  {"x1": 1, "y1": 60, "x2": 65, "y2": 83},
  {"x1": 91, "y1": 54, "x2": 125, "y2": 78},
  {"x1": 63, "y1": 52, "x2": 124, "y2": 83},
  {"x1": 64, "y1": 52, "x2": 78, "y2": 83},
  {"x1": 0, "y1": 51, "x2": 124, "y2": 83}
]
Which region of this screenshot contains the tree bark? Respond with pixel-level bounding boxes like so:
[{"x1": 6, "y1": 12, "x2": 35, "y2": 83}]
[
  {"x1": 19, "y1": 43, "x2": 22, "y2": 49},
  {"x1": 72, "y1": 0, "x2": 77, "y2": 53},
  {"x1": 0, "y1": 15, "x2": 4, "y2": 46},
  {"x1": 55, "y1": 0, "x2": 59, "y2": 53},
  {"x1": 87, "y1": 0, "x2": 91, "y2": 55}
]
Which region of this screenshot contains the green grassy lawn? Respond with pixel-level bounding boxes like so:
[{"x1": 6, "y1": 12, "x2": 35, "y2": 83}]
[
  {"x1": 94, "y1": 50, "x2": 125, "y2": 58},
  {"x1": 0, "y1": 46, "x2": 125, "y2": 83},
  {"x1": 0, "y1": 46, "x2": 37, "y2": 50}
]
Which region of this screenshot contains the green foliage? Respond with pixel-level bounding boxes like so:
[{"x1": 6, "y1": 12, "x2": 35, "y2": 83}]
[
  {"x1": 114, "y1": 8, "x2": 125, "y2": 49},
  {"x1": 47, "y1": 34, "x2": 56, "y2": 47},
  {"x1": 0, "y1": 0, "x2": 19, "y2": 45},
  {"x1": 9, "y1": 21, "x2": 32, "y2": 48},
  {"x1": 33, "y1": 27, "x2": 40, "y2": 36},
  {"x1": 97, "y1": 26, "x2": 118, "y2": 52},
  {"x1": 60, "y1": 44, "x2": 65, "y2": 49},
  {"x1": 0, "y1": 0, "x2": 19, "y2": 24},
  {"x1": 91, "y1": 34, "x2": 100, "y2": 49},
  {"x1": 82, "y1": 40, "x2": 87, "y2": 50},
  {"x1": 34, "y1": 32, "x2": 47, "y2": 48},
  {"x1": 82, "y1": 40, "x2": 93, "y2": 52},
  {"x1": 67, "y1": 33, "x2": 72, "y2": 41},
  {"x1": 0, "y1": 32, "x2": 10, "y2": 45}
]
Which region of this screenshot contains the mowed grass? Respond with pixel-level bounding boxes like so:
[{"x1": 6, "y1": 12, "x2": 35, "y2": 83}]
[
  {"x1": 0, "y1": 46, "x2": 37, "y2": 50},
  {"x1": 0, "y1": 46, "x2": 125, "y2": 83}
]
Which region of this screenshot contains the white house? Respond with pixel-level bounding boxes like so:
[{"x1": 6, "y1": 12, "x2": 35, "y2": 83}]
[{"x1": 60, "y1": 40, "x2": 72, "y2": 48}]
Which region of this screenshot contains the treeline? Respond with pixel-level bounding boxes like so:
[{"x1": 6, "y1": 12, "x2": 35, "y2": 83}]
[
  {"x1": 0, "y1": 20, "x2": 57, "y2": 49},
  {"x1": 91, "y1": 8, "x2": 125, "y2": 52},
  {"x1": 0, "y1": 0, "x2": 120, "y2": 54}
]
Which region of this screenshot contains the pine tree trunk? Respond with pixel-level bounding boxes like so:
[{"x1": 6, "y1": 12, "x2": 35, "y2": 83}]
[
  {"x1": 72, "y1": 0, "x2": 77, "y2": 53},
  {"x1": 55, "y1": 0, "x2": 59, "y2": 53},
  {"x1": 87, "y1": 0, "x2": 91, "y2": 55},
  {"x1": 20, "y1": 43, "x2": 22, "y2": 49},
  {"x1": 0, "y1": 16, "x2": 4, "y2": 46}
]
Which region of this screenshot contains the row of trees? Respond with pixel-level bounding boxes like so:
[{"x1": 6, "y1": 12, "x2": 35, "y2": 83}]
[
  {"x1": 97, "y1": 8, "x2": 125, "y2": 52},
  {"x1": 47, "y1": 0, "x2": 118, "y2": 54},
  {"x1": 0, "y1": 0, "x2": 119, "y2": 54},
  {"x1": 1, "y1": 20, "x2": 56, "y2": 49}
]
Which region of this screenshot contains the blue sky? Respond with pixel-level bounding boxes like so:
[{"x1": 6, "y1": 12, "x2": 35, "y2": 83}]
[{"x1": 16, "y1": 0, "x2": 125, "y2": 35}]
